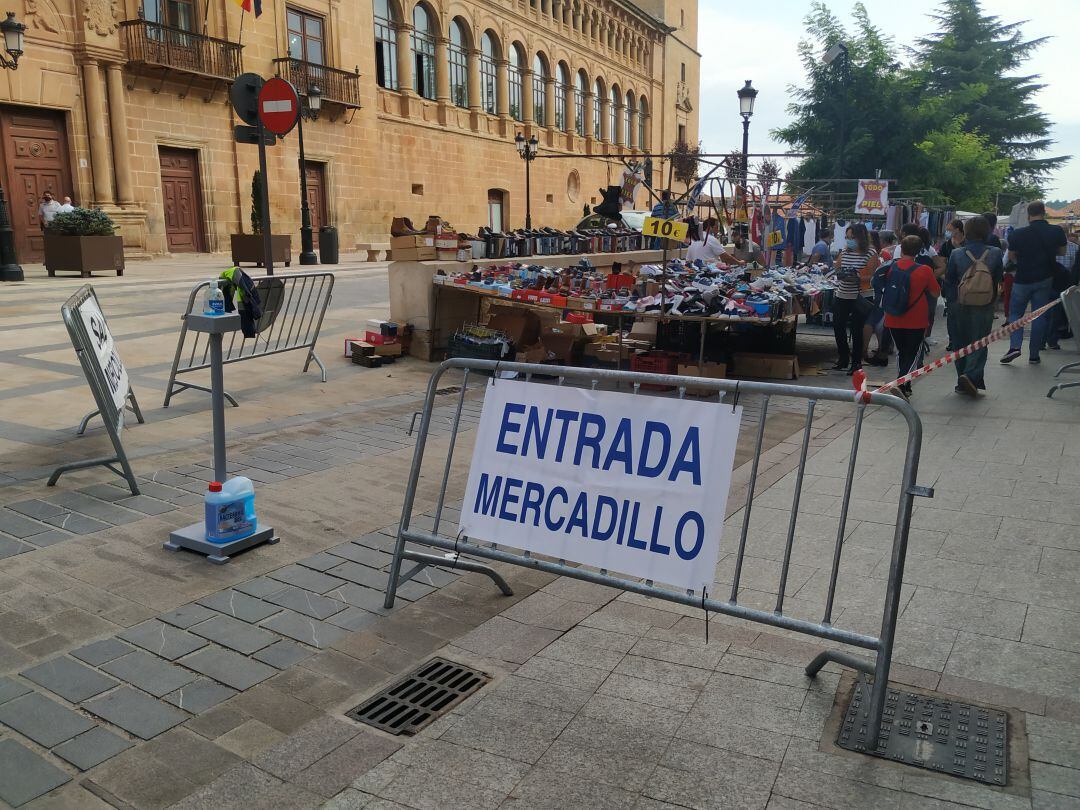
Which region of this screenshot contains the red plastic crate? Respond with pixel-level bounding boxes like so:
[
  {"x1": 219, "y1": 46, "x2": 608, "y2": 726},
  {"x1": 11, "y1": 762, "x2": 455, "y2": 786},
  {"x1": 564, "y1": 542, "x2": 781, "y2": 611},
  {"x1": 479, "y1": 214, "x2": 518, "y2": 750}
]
[{"x1": 631, "y1": 351, "x2": 687, "y2": 390}]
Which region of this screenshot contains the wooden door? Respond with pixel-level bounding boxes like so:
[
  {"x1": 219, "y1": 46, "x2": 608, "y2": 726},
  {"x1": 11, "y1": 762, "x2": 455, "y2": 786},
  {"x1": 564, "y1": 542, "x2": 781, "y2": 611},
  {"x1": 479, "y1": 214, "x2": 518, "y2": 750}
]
[
  {"x1": 158, "y1": 147, "x2": 205, "y2": 252},
  {"x1": 0, "y1": 107, "x2": 74, "y2": 263},
  {"x1": 304, "y1": 162, "x2": 327, "y2": 231}
]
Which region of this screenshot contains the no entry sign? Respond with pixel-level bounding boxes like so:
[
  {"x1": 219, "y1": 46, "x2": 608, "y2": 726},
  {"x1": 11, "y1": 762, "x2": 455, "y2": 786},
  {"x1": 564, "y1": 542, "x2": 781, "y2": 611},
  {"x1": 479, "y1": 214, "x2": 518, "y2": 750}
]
[{"x1": 257, "y1": 77, "x2": 300, "y2": 136}]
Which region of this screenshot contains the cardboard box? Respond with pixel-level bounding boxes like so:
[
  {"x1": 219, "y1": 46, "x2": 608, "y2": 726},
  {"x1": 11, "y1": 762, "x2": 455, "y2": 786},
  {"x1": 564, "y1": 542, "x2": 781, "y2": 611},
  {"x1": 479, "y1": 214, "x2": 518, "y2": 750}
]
[
  {"x1": 629, "y1": 319, "x2": 657, "y2": 340},
  {"x1": 364, "y1": 331, "x2": 398, "y2": 346},
  {"x1": 373, "y1": 342, "x2": 403, "y2": 357},
  {"x1": 677, "y1": 362, "x2": 727, "y2": 396},
  {"x1": 541, "y1": 333, "x2": 578, "y2": 363},
  {"x1": 542, "y1": 323, "x2": 585, "y2": 342},
  {"x1": 392, "y1": 246, "x2": 437, "y2": 261},
  {"x1": 366, "y1": 319, "x2": 398, "y2": 336},
  {"x1": 436, "y1": 248, "x2": 460, "y2": 261},
  {"x1": 733, "y1": 352, "x2": 799, "y2": 380},
  {"x1": 390, "y1": 234, "x2": 435, "y2": 249},
  {"x1": 515, "y1": 344, "x2": 547, "y2": 364},
  {"x1": 581, "y1": 322, "x2": 607, "y2": 337},
  {"x1": 487, "y1": 306, "x2": 541, "y2": 348},
  {"x1": 344, "y1": 337, "x2": 364, "y2": 357},
  {"x1": 584, "y1": 342, "x2": 633, "y2": 362}
]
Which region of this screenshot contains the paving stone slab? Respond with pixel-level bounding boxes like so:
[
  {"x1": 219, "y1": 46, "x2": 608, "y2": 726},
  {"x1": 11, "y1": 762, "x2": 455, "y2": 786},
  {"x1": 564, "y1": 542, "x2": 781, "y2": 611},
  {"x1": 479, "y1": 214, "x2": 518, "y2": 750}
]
[
  {"x1": 85, "y1": 686, "x2": 188, "y2": 739},
  {"x1": 262, "y1": 610, "x2": 348, "y2": 650},
  {"x1": 101, "y1": 650, "x2": 199, "y2": 697},
  {"x1": 298, "y1": 552, "x2": 347, "y2": 572},
  {"x1": 199, "y1": 588, "x2": 283, "y2": 622},
  {"x1": 0, "y1": 509, "x2": 51, "y2": 538},
  {"x1": 71, "y1": 638, "x2": 134, "y2": 667},
  {"x1": 0, "y1": 691, "x2": 97, "y2": 747},
  {"x1": 253, "y1": 640, "x2": 316, "y2": 669},
  {"x1": 321, "y1": 582, "x2": 392, "y2": 613},
  {"x1": 115, "y1": 494, "x2": 176, "y2": 515},
  {"x1": 21, "y1": 529, "x2": 73, "y2": 548},
  {"x1": 42, "y1": 512, "x2": 110, "y2": 535},
  {"x1": 326, "y1": 561, "x2": 387, "y2": 590},
  {"x1": 45, "y1": 492, "x2": 143, "y2": 525},
  {"x1": 119, "y1": 620, "x2": 209, "y2": 660},
  {"x1": 7, "y1": 500, "x2": 68, "y2": 520},
  {"x1": 132, "y1": 480, "x2": 201, "y2": 505},
  {"x1": 267, "y1": 564, "x2": 348, "y2": 595},
  {"x1": 53, "y1": 726, "x2": 134, "y2": 771},
  {"x1": 0, "y1": 738, "x2": 71, "y2": 806},
  {"x1": 264, "y1": 585, "x2": 348, "y2": 620},
  {"x1": 22, "y1": 656, "x2": 119, "y2": 703},
  {"x1": 160, "y1": 603, "x2": 219, "y2": 629},
  {"x1": 0, "y1": 676, "x2": 32, "y2": 705},
  {"x1": 78, "y1": 483, "x2": 132, "y2": 502},
  {"x1": 0, "y1": 534, "x2": 30, "y2": 558},
  {"x1": 326, "y1": 607, "x2": 380, "y2": 632},
  {"x1": 164, "y1": 679, "x2": 237, "y2": 714},
  {"x1": 326, "y1": 542, "x2": 394, "y2": 568},
  {"x1": 182, "y1": 646, "x2": 277, "y2": 691},
  {"x1": 190, "y1": 614, "x2": 278, "y2": 655}
]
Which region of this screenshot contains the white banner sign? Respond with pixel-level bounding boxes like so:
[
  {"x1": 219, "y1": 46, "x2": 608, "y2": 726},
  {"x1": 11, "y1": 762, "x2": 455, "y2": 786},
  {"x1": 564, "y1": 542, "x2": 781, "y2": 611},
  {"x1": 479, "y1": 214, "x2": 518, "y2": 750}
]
[
  {"x1": 460, "y1": 380, "x2": 741, "y2": 592},
  {"x1": 79, "y1": 295, "x2": 128, "y2": 412},
  {"x1": 854, "y1": 179, "x2": 889, "y2": 216}
]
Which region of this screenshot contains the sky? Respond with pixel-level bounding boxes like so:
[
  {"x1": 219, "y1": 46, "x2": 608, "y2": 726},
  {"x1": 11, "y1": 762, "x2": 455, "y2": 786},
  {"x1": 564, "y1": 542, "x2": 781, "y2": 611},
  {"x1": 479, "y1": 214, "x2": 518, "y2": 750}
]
[{"x1": 696, "y1": 0, "x2": 1078, "y2": 202}]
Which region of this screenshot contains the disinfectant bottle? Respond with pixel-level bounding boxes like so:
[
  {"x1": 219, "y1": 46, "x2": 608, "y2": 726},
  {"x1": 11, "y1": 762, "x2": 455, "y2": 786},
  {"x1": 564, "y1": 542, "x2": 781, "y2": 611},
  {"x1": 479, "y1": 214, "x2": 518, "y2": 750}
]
[
  {"x1": 204, "y1": 477, "x2": 256, "y2": 543},
  {"x1": 204, "y1": 279, "x2": 225, "y2": 316}
]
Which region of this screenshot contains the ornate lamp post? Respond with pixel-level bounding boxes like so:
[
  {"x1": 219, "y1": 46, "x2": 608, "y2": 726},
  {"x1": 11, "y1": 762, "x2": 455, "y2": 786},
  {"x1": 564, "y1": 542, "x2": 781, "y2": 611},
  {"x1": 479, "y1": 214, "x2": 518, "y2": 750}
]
[
  {"x1": 736, "y1": 79, "x2": 757, "y2": 198},
  {"x1": 296, "y1": 83, "x2": 322, "y2": 265},
  {"x1": 0, "y1": 11, "x2": 27, "y2": 282},
  {"x1": 515, "y1": 132, "x2": 538, "y2": 229}
]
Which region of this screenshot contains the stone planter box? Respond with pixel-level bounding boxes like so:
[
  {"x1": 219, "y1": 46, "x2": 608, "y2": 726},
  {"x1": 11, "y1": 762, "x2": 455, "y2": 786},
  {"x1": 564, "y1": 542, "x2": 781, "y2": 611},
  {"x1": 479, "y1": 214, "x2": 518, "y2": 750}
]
[
  {"x1": 44, "y1": 235, "x2": 125, "y2": 278},
  {"x1": 230, "y1": 234, "x2": 292, "y2": 267}
]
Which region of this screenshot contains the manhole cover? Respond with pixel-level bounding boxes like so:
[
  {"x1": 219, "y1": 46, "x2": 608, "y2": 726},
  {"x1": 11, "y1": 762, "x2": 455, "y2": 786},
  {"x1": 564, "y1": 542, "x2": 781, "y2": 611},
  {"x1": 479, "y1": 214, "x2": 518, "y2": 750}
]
[
  {"x1": 347, "y1": 657, "x2": 489, "y2": 735},
  {"x1": 838, "y1": 683, "x2": 1008, "y2": 786}
]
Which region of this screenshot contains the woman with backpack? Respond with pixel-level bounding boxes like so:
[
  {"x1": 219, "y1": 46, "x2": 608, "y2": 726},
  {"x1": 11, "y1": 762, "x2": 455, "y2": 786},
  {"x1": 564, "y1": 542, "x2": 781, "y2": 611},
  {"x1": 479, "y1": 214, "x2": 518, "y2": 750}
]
[
  {"x1": 831, "y1": 223, "x2": 880, "y2": 374},
  {"x1": 944, "y1": 215, "x2": 1004, "y2": 395},
  {"x1": 882, "y1": 235, "x2": 942, "y2": 397}
]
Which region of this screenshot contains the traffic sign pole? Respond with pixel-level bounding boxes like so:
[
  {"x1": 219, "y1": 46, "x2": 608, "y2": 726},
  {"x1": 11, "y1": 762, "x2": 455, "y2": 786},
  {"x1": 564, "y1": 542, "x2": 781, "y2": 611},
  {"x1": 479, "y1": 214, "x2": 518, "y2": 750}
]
[{"x1": 257, "y1": 119, "x2": 274, "y2": 277}]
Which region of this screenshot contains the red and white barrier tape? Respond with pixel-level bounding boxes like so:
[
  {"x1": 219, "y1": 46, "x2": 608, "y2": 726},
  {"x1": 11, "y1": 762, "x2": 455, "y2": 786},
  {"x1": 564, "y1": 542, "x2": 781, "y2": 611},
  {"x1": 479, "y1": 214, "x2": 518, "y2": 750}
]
[{"x1": 853, "y1": 298, "x2": 1061, "y2": 402}]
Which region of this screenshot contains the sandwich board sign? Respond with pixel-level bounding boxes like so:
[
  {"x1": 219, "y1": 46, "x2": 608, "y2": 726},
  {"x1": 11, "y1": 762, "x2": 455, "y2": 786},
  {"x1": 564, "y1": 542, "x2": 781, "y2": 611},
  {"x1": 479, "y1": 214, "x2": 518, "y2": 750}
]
[
  {"x1": 49, "y1": 285, "x2": 144, "y2": 494},
  {"x1": 459, "y1": 379, "x2": 741, "y2": 592}
]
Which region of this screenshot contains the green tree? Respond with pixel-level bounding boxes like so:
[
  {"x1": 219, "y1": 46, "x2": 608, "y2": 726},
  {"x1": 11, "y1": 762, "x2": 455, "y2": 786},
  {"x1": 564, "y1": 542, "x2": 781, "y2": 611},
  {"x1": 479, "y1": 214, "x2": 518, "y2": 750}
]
[
  {"x1": 913, "y1": 0, "x2": 1067, "y2": 188},
  {"x1": 908, "y1": 119, "x2": 1011, "y2": 210}
]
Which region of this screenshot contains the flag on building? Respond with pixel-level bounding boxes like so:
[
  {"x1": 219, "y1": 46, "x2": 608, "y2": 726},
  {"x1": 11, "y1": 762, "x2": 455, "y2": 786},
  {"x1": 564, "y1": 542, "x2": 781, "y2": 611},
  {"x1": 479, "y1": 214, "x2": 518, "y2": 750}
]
[{"x1": 233, "y1": 0, "x2": 263, "y2": 17}]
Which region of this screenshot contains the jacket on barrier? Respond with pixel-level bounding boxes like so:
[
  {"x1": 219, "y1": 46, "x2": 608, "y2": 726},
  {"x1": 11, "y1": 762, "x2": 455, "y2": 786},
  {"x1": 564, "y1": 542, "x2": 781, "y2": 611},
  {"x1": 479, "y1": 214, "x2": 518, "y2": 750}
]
[{"x1": 219, "y1": 267, "x2": 263, "y2": 337}]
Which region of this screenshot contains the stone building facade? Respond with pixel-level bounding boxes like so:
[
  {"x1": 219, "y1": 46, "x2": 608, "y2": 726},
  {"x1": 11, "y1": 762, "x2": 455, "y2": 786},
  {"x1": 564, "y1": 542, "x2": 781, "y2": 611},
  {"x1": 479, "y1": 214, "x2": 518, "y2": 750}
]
[{"x1": 4, "y1": 0, "x2": 699, "y2": 260}]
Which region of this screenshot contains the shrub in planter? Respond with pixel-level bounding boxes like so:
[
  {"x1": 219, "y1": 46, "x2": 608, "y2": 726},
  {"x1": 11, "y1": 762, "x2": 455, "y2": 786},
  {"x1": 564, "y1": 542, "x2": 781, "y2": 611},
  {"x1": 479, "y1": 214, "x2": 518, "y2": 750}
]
[
  {"x1": 44, "y1": 208, "x2": 125, "y2": 278},
  {"x1": 231, "y1": 170, "x2": 292, "y2": 267}
]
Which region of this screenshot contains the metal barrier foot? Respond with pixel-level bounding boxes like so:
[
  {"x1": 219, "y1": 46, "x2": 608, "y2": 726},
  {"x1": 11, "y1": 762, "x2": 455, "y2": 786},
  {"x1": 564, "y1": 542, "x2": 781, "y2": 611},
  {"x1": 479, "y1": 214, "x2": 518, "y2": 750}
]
[
  {"x1": 401, "y1": 549, "x2": 514, "y2": 596},
  {"x1": 805, "y1": 648, "x2": 874, "y2": 677}
]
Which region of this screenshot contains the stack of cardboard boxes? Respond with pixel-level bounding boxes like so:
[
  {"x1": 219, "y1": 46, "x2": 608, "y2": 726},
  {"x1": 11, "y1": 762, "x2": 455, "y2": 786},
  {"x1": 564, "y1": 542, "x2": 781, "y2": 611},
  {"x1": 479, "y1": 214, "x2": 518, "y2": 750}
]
[
  {"x1": 390, "y1": 234, "x2": 436, "y2": 261},
  {"x1": 348, "y1": 320, "x2": 404, "y2": 367}
]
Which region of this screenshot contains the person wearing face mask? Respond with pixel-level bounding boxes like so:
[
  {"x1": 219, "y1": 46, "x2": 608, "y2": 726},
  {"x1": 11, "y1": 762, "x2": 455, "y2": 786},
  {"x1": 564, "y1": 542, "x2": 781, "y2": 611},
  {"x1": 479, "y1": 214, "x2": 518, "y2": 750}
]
[
  {"x1": 939, "y1": 219, "x2": 965, "y2": 263},
  {"x1": 831, "y1": 223, "x2": 880, "y2": 374}
]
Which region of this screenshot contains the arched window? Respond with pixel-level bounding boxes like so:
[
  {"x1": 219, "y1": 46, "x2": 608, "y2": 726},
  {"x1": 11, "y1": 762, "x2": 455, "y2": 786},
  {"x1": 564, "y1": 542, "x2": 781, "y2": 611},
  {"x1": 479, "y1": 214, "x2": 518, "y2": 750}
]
[
  {"x1": 411, "y1": 5, "x2": 436, "y2": 99},
  {"x1": 608, "y1": 85, "x2": 619, "y2": 144},
  {"x1": 574, "y1": 70, "x2": 587, "y2": 136},
  {"x1": 480, "y1": 31, "x2": 498, "y2": 115},
  {"x1": 448, "y1": 19, "x2": 469, "y2": 108},
  {"x1": 592, "y1": 78, "x2": 603, "y2": 139},
  {"x1": 555, "y1": 62, "x2": 569, "y2": 130},
  {"x1": 373, "y1": 0, "x2": 397, "y2": 89},
  {"x1": 508, "y1": 44, "x2": 525, "y2": 121},
  {"x1": 625, "y1": 91, "x2": 634, "y2": 147},
  {"x1": 638, "y1": 95, "x2": 647, "y2": 148},
  {"x1": 533, "y1": 53, "x2": 548, "y2": 126}
]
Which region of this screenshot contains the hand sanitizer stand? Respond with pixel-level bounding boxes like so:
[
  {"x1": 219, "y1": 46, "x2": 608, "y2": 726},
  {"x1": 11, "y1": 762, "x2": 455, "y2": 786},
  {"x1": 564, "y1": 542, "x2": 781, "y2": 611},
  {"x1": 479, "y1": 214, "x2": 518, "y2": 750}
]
[{"x1": 164, "y1": 313, "x2": 278, "y2": 564}]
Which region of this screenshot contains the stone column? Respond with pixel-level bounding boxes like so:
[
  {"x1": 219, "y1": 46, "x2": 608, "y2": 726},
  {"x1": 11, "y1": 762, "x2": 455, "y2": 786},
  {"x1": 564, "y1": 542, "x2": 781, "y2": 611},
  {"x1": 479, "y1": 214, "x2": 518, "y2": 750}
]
[
  {"x1": 627, "y1": 106, "x2": 638, "y2": 150},
  {"x1": 435, "y1": 35, "x2": 450, "y2": 104},
  {"x1": 544, "y1": 76, "x2": 556, "y2": 129},
  {"x1": 495, "y1": 58, "x2": 509, "y2": 117},
  {"x1": 552, "y1": 0, "x2": 562, "y2": 22},
  {"x1": 613, "y1": 100, "x2": 624, "y2": 146},
  {"x1": 81, "y1": 60, "x2": 114, "y2": 206},
  {"x1": 566, "y1": 84, "x2": 577, "y2": 135},
  {"x1": 521, "y1": 66, "x2": 534, "y2": 130},
  {"x1": 583, "y1": 89, "x2": 594, "y2": 144},
  {"x1": 395, "y1": 25, "x2": 414, "y2": 95},
  {"x1": 106, "y1": 63, "x2": 135, "y2": 205},
  {"x1": 467, "y1": 47, "x2": 481, "y2": 112},
  {"x1": 598, "y1": 94, "x2": 609, "y2": 142}
]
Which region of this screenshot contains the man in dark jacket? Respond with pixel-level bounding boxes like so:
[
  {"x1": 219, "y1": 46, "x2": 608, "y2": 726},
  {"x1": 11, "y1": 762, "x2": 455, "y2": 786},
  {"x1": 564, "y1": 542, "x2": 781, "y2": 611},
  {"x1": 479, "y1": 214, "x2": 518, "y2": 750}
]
[{"x1": 944, "y1": 216, "x2": 1003, "y2": 395}]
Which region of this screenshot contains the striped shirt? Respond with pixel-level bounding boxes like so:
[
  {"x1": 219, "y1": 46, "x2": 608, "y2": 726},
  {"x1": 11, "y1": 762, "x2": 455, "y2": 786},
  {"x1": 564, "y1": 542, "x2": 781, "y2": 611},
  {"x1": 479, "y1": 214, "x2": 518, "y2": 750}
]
[{"x1": 835, "y1": 249, "x2": 877, "y2": 299}]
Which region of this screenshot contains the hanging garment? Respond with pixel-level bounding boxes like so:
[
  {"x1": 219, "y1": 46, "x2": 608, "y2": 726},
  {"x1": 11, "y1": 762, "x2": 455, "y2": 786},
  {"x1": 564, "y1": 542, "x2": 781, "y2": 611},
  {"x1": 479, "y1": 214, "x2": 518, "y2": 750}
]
[
  {"x1": 919, "y1": 210, "x2": 930, "y2": 229},
  {"x1": 1007, "y1": 200, "x2": 1029, "y2": 228},
  {"x1": 802, "y1": 217, "x2": 817, "y2": 255},
  {"x1": 833, "y1": 220, "x2": 848, "y2": 244}
]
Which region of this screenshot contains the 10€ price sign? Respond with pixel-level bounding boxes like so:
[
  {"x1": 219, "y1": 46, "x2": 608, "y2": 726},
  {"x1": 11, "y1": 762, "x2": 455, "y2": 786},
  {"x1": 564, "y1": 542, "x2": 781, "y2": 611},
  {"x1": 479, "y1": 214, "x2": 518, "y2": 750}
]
[{"x1": 642, "y1": 217, "x2": 689, "y2": 242}]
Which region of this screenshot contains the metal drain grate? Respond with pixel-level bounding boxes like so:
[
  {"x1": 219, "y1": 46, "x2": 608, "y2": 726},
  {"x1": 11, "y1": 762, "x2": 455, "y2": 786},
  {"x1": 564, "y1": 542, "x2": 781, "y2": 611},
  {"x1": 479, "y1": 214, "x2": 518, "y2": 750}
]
[
  {"x1": 838, "y1": 683, "x2": 1009, "y2": 785},
  {"x1": 347, "y1": 657, "x2": 489, "y2": 735}
]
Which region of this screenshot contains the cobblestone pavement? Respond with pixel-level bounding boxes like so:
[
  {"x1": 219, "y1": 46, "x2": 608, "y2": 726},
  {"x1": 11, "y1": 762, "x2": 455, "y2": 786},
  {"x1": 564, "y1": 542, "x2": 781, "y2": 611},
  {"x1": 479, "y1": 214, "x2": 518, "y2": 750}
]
[{"x1": 0, "y1": 264, "x2": 1077, "y2": 808}]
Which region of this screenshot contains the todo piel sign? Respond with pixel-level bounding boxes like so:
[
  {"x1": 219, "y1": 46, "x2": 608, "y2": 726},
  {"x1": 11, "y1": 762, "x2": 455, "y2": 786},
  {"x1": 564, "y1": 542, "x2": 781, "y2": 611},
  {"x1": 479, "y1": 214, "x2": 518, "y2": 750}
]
[
  {"x1": 642, "y1": 216, "x2": 689, "y2": 242},
  {"x1": 257, "y1": 77, "x2": 300, "y2": 136},
  {"x1": 459, "y1": 379, "x2": 741, "y2": 592}
]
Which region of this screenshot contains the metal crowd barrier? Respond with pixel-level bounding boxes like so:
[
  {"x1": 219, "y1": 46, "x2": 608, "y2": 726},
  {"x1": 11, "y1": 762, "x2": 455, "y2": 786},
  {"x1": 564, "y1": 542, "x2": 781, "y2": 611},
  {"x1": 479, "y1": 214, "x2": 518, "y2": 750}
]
[
  {"x1": 1048, "y1": 285, "x2": 1080, "y2": 398},
  {"x1": 384, "y1": 358, "x2": 933, "y2": 746},
  {"x1": 163, "y1": 271, "x2": 334, "y2": 407}
]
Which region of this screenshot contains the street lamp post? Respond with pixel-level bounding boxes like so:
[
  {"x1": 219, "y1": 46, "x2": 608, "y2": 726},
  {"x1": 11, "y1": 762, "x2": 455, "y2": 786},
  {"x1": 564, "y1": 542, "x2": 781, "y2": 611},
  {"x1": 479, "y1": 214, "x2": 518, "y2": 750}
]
[
  {"x1": 823, "y1": 42, "x2": 849, "y2": 177},
  {"x1": 736, "y1": 79, "x2": 756, "y2": 238},
  {"x1": 0, "y1": 11, "x2": 26, "y2": 282},
  {"x1": 515, "y1": 132, "x2": 538, "y2": 229},
  {"x1": 296, "y1": 83, "x2": 322, "y2": 266}
]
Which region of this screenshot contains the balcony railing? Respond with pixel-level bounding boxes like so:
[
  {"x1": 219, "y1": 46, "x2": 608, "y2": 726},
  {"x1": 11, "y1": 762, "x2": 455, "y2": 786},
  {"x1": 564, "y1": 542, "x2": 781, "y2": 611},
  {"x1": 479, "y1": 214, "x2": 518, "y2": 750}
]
[
  {"x1": 121, "y1": 19, "x2": 242, "y2": 82},
  {"x1": 274, "y1": 58, "x2": 362, "y2": 109}
]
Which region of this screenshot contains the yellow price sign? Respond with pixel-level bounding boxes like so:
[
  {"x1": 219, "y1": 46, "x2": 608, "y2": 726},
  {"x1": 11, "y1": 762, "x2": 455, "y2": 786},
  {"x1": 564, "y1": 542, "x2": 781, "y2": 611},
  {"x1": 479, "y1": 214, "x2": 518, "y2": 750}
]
[
  {"x1": 642, "y1": 217, "x2": 689, "y2": 241},
  {"x1": 765, "y1": 230, "x2": 784, "y2": 248}
]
